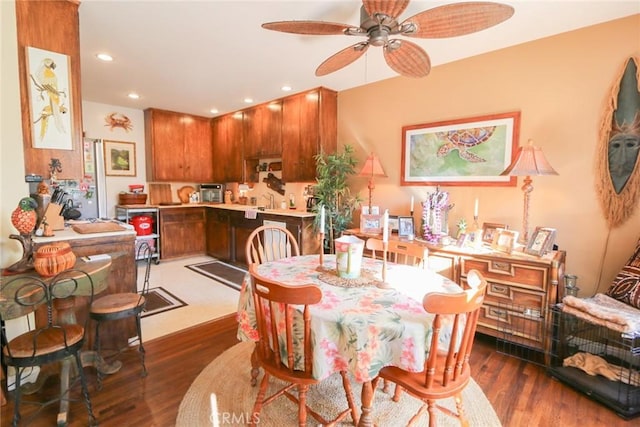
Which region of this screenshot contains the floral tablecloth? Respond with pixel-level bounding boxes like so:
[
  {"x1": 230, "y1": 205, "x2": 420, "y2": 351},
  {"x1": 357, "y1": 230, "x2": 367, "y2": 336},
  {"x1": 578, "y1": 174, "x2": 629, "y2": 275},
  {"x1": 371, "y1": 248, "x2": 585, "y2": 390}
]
[{"x1": 237, "y1": 254, "x2": 462, "y2": 383}]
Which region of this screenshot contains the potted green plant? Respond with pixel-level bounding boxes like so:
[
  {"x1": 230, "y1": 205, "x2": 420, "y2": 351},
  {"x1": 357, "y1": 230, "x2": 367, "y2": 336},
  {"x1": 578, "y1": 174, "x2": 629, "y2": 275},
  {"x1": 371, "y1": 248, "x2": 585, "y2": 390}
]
[{"x1": 313, "y1": 144, "x2": 361, "y2": 253}]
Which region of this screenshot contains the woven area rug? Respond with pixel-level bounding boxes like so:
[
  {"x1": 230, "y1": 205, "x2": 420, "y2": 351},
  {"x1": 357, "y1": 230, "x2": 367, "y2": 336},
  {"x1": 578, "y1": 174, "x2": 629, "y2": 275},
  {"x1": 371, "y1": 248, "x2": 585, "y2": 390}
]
[
  {"x1": 185, "y1": 261, "x2": 246, "y2": 291},
  {"x1": 176, "y1": 342, "x2": 502, "y2": 426}
]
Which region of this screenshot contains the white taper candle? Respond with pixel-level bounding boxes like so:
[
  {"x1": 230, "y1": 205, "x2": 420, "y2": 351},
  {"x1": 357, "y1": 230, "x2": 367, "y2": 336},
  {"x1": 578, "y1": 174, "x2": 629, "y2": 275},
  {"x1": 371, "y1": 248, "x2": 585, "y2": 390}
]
[
  {"x1": 319, "y1": 205, "x2": 325, "y2": 231},
  {"x1": 382, "y1": 209, "x2": 389, "y2": 242}
]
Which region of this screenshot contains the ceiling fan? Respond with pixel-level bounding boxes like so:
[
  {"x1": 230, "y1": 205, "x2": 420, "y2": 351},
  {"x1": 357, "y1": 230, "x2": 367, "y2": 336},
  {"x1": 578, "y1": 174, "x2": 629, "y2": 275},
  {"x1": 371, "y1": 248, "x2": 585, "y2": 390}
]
[{"x1": 262, "y1": 1, "x2": 515, "y2": 78}]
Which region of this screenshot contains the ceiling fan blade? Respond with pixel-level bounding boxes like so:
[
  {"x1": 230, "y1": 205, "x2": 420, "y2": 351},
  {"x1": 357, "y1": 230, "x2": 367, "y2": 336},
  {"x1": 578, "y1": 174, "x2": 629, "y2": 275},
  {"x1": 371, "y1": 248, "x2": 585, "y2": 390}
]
[
  {"x1": 401, "y1": 2, "x2": 514, "y2": 38},
  {"x1": 384, "y1": 40, "x2": 431, "y2": 78},
  {"x1": 362, "y1": 0, "x2": 409, "y2": 19},
  {"x1": 316, "y1": 42, "x2": 370, "y2": 76},
  {"x1": 262, "y1": 20, "x2": 352, "y2": 35}
]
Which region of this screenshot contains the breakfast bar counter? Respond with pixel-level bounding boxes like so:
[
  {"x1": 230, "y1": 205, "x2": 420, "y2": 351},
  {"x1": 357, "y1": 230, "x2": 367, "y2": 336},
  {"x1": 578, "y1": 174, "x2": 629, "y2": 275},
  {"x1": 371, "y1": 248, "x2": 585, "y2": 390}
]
[{"x1": 31, "y1": 224, "x2": 138, "y2": 350}]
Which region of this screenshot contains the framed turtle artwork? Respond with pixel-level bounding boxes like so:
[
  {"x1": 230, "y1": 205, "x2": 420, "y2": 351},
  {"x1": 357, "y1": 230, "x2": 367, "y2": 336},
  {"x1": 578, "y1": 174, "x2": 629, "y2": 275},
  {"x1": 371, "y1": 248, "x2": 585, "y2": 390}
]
[{"x1": 401, "y1": 111, "x2": 520, "y2": 186}]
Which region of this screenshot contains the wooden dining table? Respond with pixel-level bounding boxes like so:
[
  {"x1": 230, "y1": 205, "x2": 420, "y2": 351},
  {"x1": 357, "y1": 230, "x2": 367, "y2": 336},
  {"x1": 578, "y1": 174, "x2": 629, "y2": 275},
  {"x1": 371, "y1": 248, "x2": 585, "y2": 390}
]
[
  {"x1": 237, "y1": 254, "x2": 463, "y2": 427},
  {"x1": 0, "y1": 256, "x2": 119, "y2": 423}
]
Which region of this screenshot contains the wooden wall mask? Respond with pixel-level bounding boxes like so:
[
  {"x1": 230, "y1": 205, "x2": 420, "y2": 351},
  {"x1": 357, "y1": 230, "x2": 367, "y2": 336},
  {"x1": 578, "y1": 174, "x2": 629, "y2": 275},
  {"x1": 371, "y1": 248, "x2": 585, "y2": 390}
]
[{"x1": 596, "y1": 56, "x2": 640, "y2": 228}]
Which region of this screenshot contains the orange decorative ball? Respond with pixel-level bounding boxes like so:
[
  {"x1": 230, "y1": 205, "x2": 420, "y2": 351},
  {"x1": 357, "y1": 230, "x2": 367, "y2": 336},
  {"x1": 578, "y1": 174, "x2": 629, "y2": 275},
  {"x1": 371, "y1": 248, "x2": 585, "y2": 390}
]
[{"x1": 34, "y1": 242, "x2": 77, "y2": 277}]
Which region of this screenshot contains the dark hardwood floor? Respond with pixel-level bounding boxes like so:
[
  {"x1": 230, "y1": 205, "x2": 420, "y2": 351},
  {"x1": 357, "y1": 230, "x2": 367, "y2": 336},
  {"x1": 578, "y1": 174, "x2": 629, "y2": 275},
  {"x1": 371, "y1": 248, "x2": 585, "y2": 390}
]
[{"x1": 1, "y1": 314, "x2": 633, "y2": 426}]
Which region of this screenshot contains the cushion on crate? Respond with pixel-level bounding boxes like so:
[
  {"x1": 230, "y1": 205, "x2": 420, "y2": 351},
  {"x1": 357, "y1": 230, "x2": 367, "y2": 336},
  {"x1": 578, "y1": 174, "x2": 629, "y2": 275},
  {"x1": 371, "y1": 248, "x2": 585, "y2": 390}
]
[{"x1": 606, "y1": 237, "x2": 640, "y2": 309}]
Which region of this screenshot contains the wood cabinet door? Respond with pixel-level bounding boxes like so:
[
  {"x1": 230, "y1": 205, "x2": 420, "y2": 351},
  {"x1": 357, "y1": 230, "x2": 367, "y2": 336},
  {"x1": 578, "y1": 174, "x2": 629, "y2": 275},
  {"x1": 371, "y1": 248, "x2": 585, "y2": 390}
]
[
  {"x1": 160, "y1": 208, "x2": 205, "y2": 259},
  {"x1": 282, "y1": 94, "x2": 303, "y2": 180},
  {"x1": 206, "y1": 209, "x2": 231, "y2": 260},
  {"x1": 242, "y1": 107, "x2": 262, "y2": 158},
  {"x1": 146, "y1": 109, "x2": 185, "y2": 181},
  {"x1": 261, "y1": 101, "x2": 282, "y2": 157},
  {"x1": 212, "y1": 114, "x2": 243, "y2": 182},
  {"x1": 184, "y1": 115, "x2": 213, "y2": 182}
]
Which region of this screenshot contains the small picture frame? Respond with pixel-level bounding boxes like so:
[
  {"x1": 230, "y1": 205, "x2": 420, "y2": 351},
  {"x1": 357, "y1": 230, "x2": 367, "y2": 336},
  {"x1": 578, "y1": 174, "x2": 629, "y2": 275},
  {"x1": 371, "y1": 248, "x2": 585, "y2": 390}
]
[
  {"x1": 361, "y1": 214, "x2": 383, "y2": 234},
  {"x1": 456, "y1": 233, "x2": 470, "y2": 247},
  {"x1": 482, "y1": 222, "x2": 508, "y2": 244},
  {"x1": 388, "y1": 215, "x2": 399, "y2": 233},
  {"x1": 104, "y1": 140, "x2": 136, "y2": 176},
  {"x1": 525, "y1": 227, "x2": 557, "y2": 256},
  {"x1": 398, "y1": 216, "x2": 415, "y2": 238},
  {"x1": 491, "y1": 229, "x2": 519, "y2": 253}
]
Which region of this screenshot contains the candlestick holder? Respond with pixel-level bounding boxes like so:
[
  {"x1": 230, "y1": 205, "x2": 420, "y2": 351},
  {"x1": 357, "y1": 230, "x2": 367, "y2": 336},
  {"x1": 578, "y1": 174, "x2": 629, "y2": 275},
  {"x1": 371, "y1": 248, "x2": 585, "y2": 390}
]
[
  {"x1": 381, "y1": 241, "x2": 389, "y2": 286},
  {"x1": 319, "y1": 232, "x2": 325, "y2": 267}
]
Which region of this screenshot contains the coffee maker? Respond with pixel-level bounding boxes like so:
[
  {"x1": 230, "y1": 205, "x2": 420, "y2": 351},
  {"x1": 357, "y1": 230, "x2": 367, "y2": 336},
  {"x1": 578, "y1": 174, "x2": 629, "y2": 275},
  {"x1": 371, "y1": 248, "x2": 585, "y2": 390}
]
[{"x1": 304, "y1": 185, "x2": 319, "y2": 212}]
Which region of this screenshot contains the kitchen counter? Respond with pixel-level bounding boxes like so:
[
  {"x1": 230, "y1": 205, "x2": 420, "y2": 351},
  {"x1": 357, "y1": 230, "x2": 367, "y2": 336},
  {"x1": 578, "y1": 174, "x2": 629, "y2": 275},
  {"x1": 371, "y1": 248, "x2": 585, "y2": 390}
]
[
  {"x1": 117, "y1": 203, "x2": 316, "y2": 218},
  {"x1": 33, "y1": 221, "x2": 136, "y2": 244}
]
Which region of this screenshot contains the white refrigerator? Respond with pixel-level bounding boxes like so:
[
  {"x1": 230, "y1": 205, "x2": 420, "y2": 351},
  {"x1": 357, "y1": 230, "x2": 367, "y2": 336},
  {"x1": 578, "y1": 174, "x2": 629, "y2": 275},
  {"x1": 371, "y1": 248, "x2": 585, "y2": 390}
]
[{"x1": 71, "y1": 137, "x2": 108, "y2": 219}]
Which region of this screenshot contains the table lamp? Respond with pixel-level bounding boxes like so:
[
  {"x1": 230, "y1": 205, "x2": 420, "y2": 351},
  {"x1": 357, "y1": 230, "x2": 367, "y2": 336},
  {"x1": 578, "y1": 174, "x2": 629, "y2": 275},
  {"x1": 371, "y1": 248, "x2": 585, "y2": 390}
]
[
  {"x1": 358, "y1": 153, "x2": 387, "y2": 211},
  {"x1": 500, "y1": 139, "x2": 558, "y2": 243}
]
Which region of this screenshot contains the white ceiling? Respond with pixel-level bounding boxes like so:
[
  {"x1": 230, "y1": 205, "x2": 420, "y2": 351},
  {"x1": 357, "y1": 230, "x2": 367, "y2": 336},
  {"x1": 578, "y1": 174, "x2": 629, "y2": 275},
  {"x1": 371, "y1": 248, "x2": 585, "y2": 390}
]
[{"x1": 78, "y1": 1, "x2": 639, "y2": 117}]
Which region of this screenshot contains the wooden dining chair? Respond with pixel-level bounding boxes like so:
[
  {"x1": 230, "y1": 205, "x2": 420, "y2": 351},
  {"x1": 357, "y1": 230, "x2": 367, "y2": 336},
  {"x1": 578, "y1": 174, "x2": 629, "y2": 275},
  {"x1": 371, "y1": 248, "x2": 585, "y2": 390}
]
[
  {"x1": 1, "y1": 269, "x2": 97, "y2": 427},
  {"x1": 372, "y1": 269, "x2": 488, "y2": 427},
  {"x1": 249, "y1": 264, "x2": 359, "y2": 426},
  {"x1": 245, "y1": 225, "x2": 300, "y2": 268},
  {"x1": 365, "y1": 238, "x2": 428, "y2": 268},
  {"x1": 90, "y1": 241, "x2": 153, "y2": 388}
]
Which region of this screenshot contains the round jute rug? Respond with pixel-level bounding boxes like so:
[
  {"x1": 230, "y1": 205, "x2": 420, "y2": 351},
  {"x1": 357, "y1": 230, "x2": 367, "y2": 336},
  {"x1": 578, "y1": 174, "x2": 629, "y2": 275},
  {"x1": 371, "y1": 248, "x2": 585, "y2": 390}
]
[{"x1": 176, "y1": 342, "x2": 502, "y2": 426}]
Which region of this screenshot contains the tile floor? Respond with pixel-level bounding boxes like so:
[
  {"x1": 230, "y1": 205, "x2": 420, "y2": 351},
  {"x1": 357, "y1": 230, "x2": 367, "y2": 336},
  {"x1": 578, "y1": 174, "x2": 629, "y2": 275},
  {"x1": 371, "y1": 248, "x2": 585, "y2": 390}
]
[{"x1": 138, "y1": 255, "x2": 240, "y2": 341}]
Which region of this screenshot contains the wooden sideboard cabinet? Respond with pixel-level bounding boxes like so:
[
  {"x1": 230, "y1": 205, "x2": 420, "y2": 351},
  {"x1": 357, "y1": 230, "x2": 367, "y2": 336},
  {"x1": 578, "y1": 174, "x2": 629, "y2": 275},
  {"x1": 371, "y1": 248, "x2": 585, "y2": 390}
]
[
  {"x1": 144, "y1": 108, "x2": 213, "y2": 182},
  {"x1": 344, "y1": 229, "x2": 566, "y2": 353},
  {"x1": 160, "y1": 207, "x2": 206, "y2": 259}
]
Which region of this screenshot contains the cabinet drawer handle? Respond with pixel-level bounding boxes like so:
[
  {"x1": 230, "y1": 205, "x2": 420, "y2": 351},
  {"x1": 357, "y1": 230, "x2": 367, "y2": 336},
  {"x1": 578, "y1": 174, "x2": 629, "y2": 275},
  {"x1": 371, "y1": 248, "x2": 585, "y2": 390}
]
[
  {"x1": 488, "y1": 308, "x2": 508, "y2": 321},
  {"x1": 491, "y1": 284, "x2": 508, "y2": 295}
]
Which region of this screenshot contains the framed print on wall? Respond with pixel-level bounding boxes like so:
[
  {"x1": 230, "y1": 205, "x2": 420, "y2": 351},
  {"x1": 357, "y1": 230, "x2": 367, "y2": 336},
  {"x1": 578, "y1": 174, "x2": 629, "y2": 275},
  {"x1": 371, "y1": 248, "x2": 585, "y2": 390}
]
[
  {"x1": 104, "y1": 140, "x2": 136, "y2": 176},
  {"x1": 26, "y1": 46, "x2": 73, "y2": 150},
  {"x1": 401, "y1": 111, "x2": 520, "y2": 186}
]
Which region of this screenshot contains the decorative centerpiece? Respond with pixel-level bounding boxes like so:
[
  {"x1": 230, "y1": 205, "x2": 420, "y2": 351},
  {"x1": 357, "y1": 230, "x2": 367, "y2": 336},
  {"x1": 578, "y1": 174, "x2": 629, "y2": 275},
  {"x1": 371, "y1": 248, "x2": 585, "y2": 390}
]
[
  {"x1": 334, "y1": 235, "x2": 364, "y2": 279},
  {"x1": 33, "y1": 242, "x2": 76, "y2": 277},
  {"x1": 421, "y1": 188, "x2": 454, "y2": 243}
]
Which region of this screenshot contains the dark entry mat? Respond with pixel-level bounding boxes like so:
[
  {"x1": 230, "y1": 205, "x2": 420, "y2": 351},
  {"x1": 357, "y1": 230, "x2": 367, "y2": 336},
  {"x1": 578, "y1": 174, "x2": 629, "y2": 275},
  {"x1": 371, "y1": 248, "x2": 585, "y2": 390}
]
[
  {"x1": 185, "y1": 261, "x2": 246, "y2": 291},
  {"x1": 142, "y1": 287, "x2": 187, "y2": 318}
]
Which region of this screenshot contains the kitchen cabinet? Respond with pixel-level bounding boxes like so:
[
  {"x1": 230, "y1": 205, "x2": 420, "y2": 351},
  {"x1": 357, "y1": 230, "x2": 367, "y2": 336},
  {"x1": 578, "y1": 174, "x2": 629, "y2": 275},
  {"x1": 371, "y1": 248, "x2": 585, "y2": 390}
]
[
  {"x1": 159, "y1": 207, "x2": 206, "y2": 259},
  {"x1": 243, "y1": 101, "x2": 282, "y2": 158},
  {"x1": 206, "y1": 208, "x2": 231, "y2": 260},
  {"x1": 144, "y1": 108, "x2": 213, "y2": 182},
  {"x1": 211, "y1": 112, "x2": 244, "y2": 182},
  {"x1": 282, "y1": 87, "x2": 337, "y2": 182},
  {"x1": 17, "y1": 0, "x2": 83, "y2": 179}
]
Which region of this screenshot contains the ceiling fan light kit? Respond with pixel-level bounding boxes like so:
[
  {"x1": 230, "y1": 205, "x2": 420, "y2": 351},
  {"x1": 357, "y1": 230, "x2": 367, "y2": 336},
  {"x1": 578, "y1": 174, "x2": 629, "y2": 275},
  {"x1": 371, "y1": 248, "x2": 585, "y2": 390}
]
[{"x1": 262, "y1": 1, "x2": 514, "y2": 78}]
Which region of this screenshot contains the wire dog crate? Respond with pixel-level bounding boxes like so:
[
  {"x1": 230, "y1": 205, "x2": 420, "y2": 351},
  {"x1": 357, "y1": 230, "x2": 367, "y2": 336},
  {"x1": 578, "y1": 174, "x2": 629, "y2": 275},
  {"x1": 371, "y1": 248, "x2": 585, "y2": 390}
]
[
  {"x1": 495, "y1": 302, "x2": 549, "y2": 366},
  {"x1": 547, "y1": 304, "x2": 640, "y2": 419}
]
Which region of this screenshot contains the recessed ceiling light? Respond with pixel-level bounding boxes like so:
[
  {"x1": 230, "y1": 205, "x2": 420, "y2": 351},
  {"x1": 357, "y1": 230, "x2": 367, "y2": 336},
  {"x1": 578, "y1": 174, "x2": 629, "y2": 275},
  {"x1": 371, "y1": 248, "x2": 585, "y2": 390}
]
[
  {"x1": 127, "y1": 92, "x2": 140, "y2": 99},
  {"x1": 244, "y1": 98, "x2": 253, "y2": 104},
  {"x1": 210, "y1": 108, "x2": 219, "y2": 114},
  {"x1": 96, "y1": 53, "x2": 113, "y2": 62},
  {"x1": 281, "y1": 85, "x2": 292, "y2": 92}
]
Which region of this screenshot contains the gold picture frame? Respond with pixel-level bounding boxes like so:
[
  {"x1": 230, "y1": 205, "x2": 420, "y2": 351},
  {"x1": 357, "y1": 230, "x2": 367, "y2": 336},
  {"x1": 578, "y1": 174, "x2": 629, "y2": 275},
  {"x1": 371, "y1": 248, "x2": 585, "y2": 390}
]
[
  {"x1": 104, "y1": 140, "x2": 136, "y2": 176},
  {"x1": 482, "y1": 222, "x2": 508, "y2": 244},
  {"x1": 491, "y1": 229, "x2": 519, "y2": 253}
]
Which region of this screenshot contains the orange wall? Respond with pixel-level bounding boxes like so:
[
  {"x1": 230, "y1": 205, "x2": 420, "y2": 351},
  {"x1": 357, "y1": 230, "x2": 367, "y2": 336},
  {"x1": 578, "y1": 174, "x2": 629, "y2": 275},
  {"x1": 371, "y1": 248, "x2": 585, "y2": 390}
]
[{"x1": 338, "y1": 14, "x2": 640, "y2": 296}]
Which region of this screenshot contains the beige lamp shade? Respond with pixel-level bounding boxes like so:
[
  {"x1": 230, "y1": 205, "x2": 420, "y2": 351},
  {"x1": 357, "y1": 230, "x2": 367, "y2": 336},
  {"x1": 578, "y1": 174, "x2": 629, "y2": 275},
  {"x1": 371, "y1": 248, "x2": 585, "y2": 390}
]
[{"x1": 501, "y1": 139, "x2": 558, "y2": 177}]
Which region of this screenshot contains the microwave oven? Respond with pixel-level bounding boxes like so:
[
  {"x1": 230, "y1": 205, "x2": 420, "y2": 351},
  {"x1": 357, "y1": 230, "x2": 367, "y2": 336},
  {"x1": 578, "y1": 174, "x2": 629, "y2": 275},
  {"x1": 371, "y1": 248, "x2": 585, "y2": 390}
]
[{"x1": 200, "y1": 183, "x2": 224, "y2": 203}]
